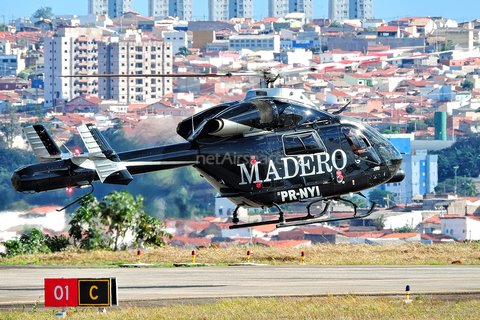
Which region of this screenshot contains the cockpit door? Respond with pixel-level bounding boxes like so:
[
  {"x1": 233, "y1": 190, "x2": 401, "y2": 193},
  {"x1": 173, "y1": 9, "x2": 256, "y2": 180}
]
[{"x1": 341, "y1": 126, "x2": 382, "y2": 165}]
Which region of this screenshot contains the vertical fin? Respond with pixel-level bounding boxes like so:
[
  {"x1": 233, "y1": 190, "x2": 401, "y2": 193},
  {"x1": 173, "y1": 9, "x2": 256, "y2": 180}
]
[
  {"x1": 77, "y1": 124, "x2": 133, "y2": 185},
  {"x1": 24, "y1": 125, "x2": 62, "y2": 163}
]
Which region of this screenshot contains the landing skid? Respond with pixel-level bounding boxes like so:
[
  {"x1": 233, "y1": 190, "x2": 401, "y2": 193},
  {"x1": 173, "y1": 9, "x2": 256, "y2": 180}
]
[
  {"x1": 229, "y1": 200, "x2": 332, "y2": 229},
  {"x1": 277, "y1": 201, "x2": 376, "y2": 228},
  {"x1": 228, "y1": 197, "x2": 376, "y2": 229}
]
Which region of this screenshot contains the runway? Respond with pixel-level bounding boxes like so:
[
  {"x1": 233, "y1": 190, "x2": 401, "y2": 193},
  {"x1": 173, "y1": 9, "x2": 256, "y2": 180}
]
[{"x1": 1, "y1": 265, "x2": 480, "y2": 310}]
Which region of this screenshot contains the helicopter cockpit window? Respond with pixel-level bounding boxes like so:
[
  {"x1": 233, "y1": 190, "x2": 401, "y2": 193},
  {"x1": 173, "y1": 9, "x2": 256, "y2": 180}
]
[
  {"x1": 275, "y1": 101, "x2": 332, "y2": 127},
  {"x1": 283, "y1": 132, "x2": 325, "y2": 155},
  {"x1": 342, "y1": 127, "x2": 381, "y2": 164}
]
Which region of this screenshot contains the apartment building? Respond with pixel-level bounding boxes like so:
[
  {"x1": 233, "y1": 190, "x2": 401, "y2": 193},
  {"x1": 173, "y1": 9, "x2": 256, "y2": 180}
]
[
  {"x1": 148, "y1": 0, "x2": 193, "y2": 21},
  {"x1": 376, "y1": 139, "x2": 438, "y2": 204},
  {"x1": 88, "y1": 0, "x2": 133, "y2": 18},
  {"x1": 208, "y1": 0, "x2": 253, "y2": 21},
  {"x1": 229, "y1": 34, "x2": 281, "y2": 52},
  {"x1": 0, "y1": 54, "x2": 24, "y2": 77},
  {"x1": 163, "y1": 31, "x2": 188, "y2": 54},
  {"x1": 328, "y1": 0, "x2": 374, "y2": 22},
  {"x1": 268, "y1": 0, "x2": 313, "y2": 22},
  {"x1": 44, "y1": 28, "x2": 103, "y2": 108},
  {"x1": 97, "y1": 40, "x2": 173, "y2": 104}
]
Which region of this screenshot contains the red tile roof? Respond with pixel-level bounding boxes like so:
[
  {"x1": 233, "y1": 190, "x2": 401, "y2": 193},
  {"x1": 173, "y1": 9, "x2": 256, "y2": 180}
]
[
  {"x1": 421, "y1": 215, "x2": 440, "y2": 224},
  {"x1": 262, "y1": 17, "x2": 281, "y2": 23},
  {"x1": 328, "y1": 91, "x2": 351, "y2": 97},
  {"x1": 377, "y1": 26, "x2": 400, "y2": 32},
  {"x1": 269, "y1": 240, "x2": 311, "y2": 248},
  {"x1": 382, "y1": 232, "x2": 420, "y2": 239}
]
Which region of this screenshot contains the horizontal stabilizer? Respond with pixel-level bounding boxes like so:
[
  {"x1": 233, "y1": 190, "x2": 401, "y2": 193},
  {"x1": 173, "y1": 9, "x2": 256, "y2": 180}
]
[
  {"x1": 77, "y1": 124, "x2": 133, "y2": 184},
  {"x1": 24, "y1": 125, "x2": 62, "y2": 163}
]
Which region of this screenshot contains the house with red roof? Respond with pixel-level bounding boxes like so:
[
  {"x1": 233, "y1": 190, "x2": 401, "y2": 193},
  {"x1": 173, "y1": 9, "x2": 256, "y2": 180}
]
[
  {"x1": 65, "y1": 95, "x2": 102, "y2": 113},
  {"x1": 377, "y1": 26, "x2": 401, "y2": 38},
  {"x1": 419, "y1": 215, "x2": 441, "y2": 234},
  {"x1": 325, "y1": 90, "x2": 352, "y2": 104},
  {"x1": 167, "y1": 235, "x2": 212, "y2": 248},
  {"x1": 440, "y1": 215, "x2": 480, "y2": 241},
  {"x1": 420, "y1": 233, "x2": 457, "y2": 244},
  {"x1": 381, "y1": 232, "x2": 421, "y2": 242}
]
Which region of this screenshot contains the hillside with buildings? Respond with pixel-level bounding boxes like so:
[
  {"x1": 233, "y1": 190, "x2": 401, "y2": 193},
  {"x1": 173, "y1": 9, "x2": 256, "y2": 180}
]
[{"x1": 2, "y1": 1, "x2": 480, "y2": 250}]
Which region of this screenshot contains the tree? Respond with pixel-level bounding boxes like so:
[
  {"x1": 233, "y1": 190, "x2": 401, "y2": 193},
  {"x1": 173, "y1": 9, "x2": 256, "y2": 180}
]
[
  {"x1": 32, "y1": 7, "x2": 54, "y2": 20},
  {"x1": 18, "y1": 72, "x2": 28, "y2": 80},
  {"x1": 0, "y1": 24, "x2": 7, "y2": 32},
  {"x1": 69, "y1": 192, "x2": 171, "y2": 250},
  {"x1": 343, "y1": 195, "x2": 368, "y2": 208},
  {"x1": 435, "y1": 177, "x2": 478, "y2": 196},
  {"x1": 369, "y1": 189, "x2": 395, "y2": 207},
  {"x1": 372, "y1": 214, "x2": 385, "y2": 231},
  {"x1": 463, "y1": 80, "x2": 474, "y2": 91},
  {"x1": 424, "y1": 117, "x2": 435, "y2": 127},
  {"x1": 331, "y1": 21, "x2": 343, "y2": 27},
  {"x1": 442, "y1": 40, "x2": 454, "y2": 51},
  {"x1": 0, "y1": 101, "x2": 22, "y2": 149},
  {"x1": 406, "y1": 106, "x2": 416, "y2": 114},
  {"x1": 380, "y1": 124, "x2": 401, "y2": 134},
  {"x1": 432, "y1": 134, "x2": 480, "y2": 181},
  {"x1": 96, "y1": 191, "x2": 146, "y2": 251},
  {"x1": 177, "y1": 46, "x2": 191, "y2": 56},
  {"x1": 69, "y1": 194, "x2": 106, "y2": 250},
  {"x1": 135, "y1": 213, "x2": 172, "y2": 247},
  {"x1": 393, "y1": 224, "x2": 415, "y2": 233},
  {"x1": 406, "y1": 120, "x2": 428, "y2": 133}
]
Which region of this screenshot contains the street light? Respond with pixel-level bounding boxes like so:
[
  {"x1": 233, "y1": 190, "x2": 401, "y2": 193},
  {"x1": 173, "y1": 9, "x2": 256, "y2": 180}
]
[{"x1": 454, "y1": 165, "x2": 459, "y2": 195}]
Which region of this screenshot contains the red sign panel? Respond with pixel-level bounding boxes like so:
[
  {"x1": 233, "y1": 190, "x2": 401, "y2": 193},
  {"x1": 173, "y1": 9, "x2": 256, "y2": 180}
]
[{"x1": 44, "y1": 278, "x2": 78, "y2": 307}]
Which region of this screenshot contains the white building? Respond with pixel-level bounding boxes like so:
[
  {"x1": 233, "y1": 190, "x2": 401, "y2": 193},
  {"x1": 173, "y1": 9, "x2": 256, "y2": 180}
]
[
  {"x1": 441, "y1": 215, "x2": 480, "y2": 241},
  {"x1": 88, "y1": 0, "x2": 133, "y2": 18},
  {"x1": 229, "y1": 34, "x2": 281, "y2": 53},
  {"x1": 0, "y1": 54, "x2": 24, "y2": 76},
  {"x1": 44, "y1": 27, "x2": 103, "y2": 108},
  {"x1": 97, "y1": 40, "x2": 173, "y2": 104},
  {"x1": 148, "y1": 0, "x2": 193, "y2": 21},
  {"x1": 163, "y1": 31, "x2": 188, "y2": 54},
  {"x1": 208, "y1": 0, "x2": 253, "y2": 21},
  {"x1": 328, "y1": 0, "x2": 374, "y2": 23},
  {"x1": 268, "y1": 0, "x2": 313, "y2": 22}
]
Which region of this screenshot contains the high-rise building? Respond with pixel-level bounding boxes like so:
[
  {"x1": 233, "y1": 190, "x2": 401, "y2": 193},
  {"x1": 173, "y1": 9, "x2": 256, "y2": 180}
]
[
  {"x1": 328, "y1": 0, "x2": 374, "y2": 23},
  {"x1": 88, "y1": 0, "x2": 133, "y2": 18},
  {"x1": 374, "y1": 138, "x2": 438, "y2": 204},
  {"x1": 268, "y1": 0, "x2": 314, "y2": 21},
  {"x1": 148, "y1": 0, "x2": 194, "y2": 21},
  {"x1": 208, "y1": 0, "x2": 254, "y2": 21},
  {"x1": 44, "y1": 28, "x2": 103, "y2": 108},
  {"x1": 97, "y1": 40, "x2": 173, "y2": 104}
]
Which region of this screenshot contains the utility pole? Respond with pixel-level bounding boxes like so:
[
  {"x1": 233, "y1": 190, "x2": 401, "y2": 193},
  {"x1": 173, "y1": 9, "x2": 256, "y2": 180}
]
[{"x1": 454, "y1": 165, "x2": 459, "y2": 195}]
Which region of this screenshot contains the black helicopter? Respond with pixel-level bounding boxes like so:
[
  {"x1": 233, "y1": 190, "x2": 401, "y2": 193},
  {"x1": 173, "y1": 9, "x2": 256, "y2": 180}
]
[{"x1": 10, "y1": 50, "x2": 432, "y2": 229}]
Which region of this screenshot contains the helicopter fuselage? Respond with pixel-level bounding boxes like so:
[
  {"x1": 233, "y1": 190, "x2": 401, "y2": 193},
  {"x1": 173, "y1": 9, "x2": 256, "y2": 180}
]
[{"x1": 12, "y1": 89, "x2": 404, "y2": 213}]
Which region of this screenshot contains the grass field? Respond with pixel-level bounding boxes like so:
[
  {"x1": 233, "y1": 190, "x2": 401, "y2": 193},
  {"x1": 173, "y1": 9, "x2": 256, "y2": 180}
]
[
  {"x1": 2, "y1": 243, "x2": 480, "y2": 318},
  {"x1": 2, "y1": 296, "x2": 480, "y2": 319},
  {"x1": 1, "y1": 242, "x2": 480, "y2": 266}
]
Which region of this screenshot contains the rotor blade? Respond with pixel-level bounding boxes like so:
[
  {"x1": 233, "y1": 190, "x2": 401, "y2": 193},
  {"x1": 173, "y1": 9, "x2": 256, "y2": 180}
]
[{"x1": 59, "y1": 71, "x2": 261, "y2": 78}]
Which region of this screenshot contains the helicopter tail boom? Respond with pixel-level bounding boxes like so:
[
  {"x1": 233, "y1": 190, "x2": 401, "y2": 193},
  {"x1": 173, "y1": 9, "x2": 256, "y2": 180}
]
[{"x1": 12, "y1": 124, "x2": 198, "y2": 193}]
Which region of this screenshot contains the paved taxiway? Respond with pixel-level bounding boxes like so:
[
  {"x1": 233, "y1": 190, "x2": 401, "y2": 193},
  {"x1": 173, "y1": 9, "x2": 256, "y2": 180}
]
[{"x1": 1, "y1": 265, "x2": 480, "y2": 308}]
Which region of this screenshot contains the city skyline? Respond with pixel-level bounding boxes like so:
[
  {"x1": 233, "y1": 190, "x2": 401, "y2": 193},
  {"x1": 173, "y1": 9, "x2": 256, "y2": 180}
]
[{"x1": 1, "y1": 0, "x2": 479, "y2": 22}]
